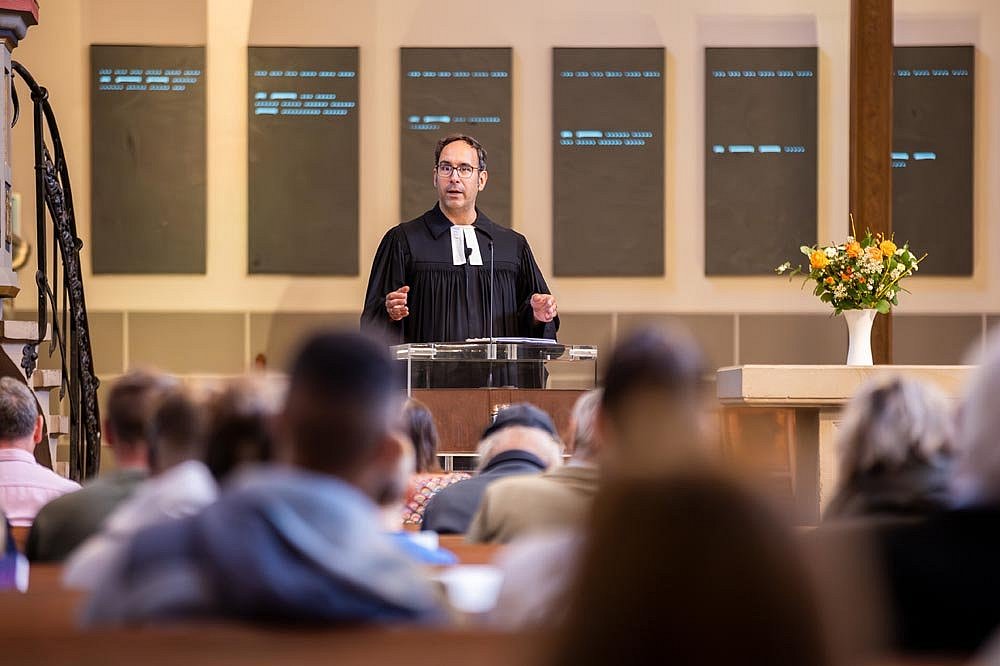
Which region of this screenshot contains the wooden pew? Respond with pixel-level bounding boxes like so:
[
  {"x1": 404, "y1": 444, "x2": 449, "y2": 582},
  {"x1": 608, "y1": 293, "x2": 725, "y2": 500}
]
[
  {"x1": 10, "y1": 524, "x2": 29, "y2": 553},
  {"x1": 439, "y1": 534, "x2": 503, "y2": 565}
]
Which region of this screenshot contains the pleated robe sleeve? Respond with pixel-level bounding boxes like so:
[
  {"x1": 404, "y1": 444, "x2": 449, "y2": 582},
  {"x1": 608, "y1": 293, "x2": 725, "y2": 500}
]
[
  {"x1": 361, "y1": 227, "x2": 408, "y2": 344},
  {"x1": 515, "y1": 237, "x2": 559, "y2": 340}
]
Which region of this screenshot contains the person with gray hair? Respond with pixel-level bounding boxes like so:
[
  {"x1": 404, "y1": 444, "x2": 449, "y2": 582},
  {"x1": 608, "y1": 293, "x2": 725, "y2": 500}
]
[
  {"x1": 824, "y1": 376, "x2": 956, "y2": 522},
  {"x1": 866, "y1": 331, "x2": 1000, "y2": 654},
  {"x1": 0, "y1": 377, "x2": 79, "y2": 526},
  {"x1": 421, "y1": 403, "x2": 563, "y2": 535},
  {"x1": 468, "y1": 390, "x2": 603, "y2": 543}
]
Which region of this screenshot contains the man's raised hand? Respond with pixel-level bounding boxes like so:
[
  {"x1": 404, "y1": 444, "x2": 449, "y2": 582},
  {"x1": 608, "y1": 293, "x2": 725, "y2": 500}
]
[
  {"x1": 386, "y1": 286, "x2": 410, "y2": 321},
  {"x1": 531, "y1": 293, "x2": 558, "y2": 323}
]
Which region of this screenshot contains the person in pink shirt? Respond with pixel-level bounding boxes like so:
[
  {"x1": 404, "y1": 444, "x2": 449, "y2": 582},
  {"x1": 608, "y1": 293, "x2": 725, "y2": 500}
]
[{"x1": 0, "y1": 377, "x2": 80, "y2": 526}]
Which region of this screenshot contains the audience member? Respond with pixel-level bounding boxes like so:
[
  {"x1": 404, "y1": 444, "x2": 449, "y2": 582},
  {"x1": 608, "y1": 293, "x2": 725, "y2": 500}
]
[
  {"x1": 870, "y1": 332, "x2": 1000, "y2": 654},
  {"x1": 81, "y1": 331, "x2": 442, "y2": 625},
  {"x1": 63, "y1": 383, "x2": 217, "y2": 589},
  {"x1": 490, "y1": 327, "x2": 708, "y2": 628},
  {"x1": 402, "y1": 399, "x2": 469, "y2": 526},
  {"x1": 421, "y1": 403, "x2": 563, "y2": 535},
  {"x1": 548, "y1": 473, "x2": 832, "y2": 666},
  {"x1": 0, "y1": 377, "x2": 79, "y2": 526},
  {"x1": 824, "y1": 376, "x2": 956, "y2": 522},
  {"x1": 203, "y1": 376, "x2": 281, "y2": 481},
  {"x1": 27, "y1": 369, "x2": 174, "y2": 561},
  {"x1": 597, "y1": 327, "x2": 708, "y2": 476},
  {"x1": 468, "y1": 389, "x2": 602, "y2": 543}
]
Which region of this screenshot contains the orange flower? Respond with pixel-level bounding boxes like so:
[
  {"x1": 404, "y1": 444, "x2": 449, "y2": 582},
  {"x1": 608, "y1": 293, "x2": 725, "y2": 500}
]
[
  {"x1": 840, "y1": 272, "x2": 851, "y2": 281},
  {"x1": 867, "y1": 246, "x2": 883, "y2": 262},
  {"x1": 846, "y1": 241, "x2": 862, "y2": 258},
  {"x1": 824, "y1": 276, "x2": 835, "y2": 285},
  {"x1": 809, "y1": 250, "x2": 829, "y2": 270}
]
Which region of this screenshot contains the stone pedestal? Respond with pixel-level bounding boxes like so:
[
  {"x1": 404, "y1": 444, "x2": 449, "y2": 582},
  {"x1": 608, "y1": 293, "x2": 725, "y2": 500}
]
[{"x1": 717, "y1": 364, "x2": 972, "y2": 523}]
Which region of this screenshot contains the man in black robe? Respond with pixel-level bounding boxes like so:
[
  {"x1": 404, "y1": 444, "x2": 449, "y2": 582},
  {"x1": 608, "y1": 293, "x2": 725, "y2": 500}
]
[{"x1": 361, "y1": 135, "x2": 559, "y2": 388}]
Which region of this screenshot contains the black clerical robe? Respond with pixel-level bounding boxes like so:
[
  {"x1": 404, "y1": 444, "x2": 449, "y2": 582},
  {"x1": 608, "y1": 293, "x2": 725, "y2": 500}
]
[{"x1": 361, "y1": 204, "x2": 558, "y2": 344}]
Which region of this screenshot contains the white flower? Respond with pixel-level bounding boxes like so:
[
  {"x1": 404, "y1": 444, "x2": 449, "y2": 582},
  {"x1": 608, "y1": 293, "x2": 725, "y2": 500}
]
[
  {"x1": 825, "y1": 247, "x2": 837, "y2": 258},
  {"x1": 776, "y1": 261, "x2": 792, "y2": 274}
]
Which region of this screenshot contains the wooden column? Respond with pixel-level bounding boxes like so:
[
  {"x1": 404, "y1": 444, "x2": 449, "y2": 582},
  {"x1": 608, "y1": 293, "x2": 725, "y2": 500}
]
[{"x1": 849, "y1": 0, "x2": 894, "y2": 364}]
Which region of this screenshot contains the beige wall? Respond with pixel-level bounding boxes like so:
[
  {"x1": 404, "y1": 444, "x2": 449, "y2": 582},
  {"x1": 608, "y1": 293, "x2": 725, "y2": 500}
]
[{"x1": 7, "y1": 0, "x2": 1000, "y2": 321}]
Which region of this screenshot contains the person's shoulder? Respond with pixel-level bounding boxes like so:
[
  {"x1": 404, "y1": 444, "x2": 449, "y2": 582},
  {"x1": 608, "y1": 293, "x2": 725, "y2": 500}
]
[
  {"x1": 488, "y1": 472, "x2": 547, "y2": 497},
  {"x1": 478, "y1": 215, "x2": 527, "y2": 243},
  {"x1": 45, "y1": 468, "x2": 81, "y2": 492},
  {"x1": 399, "y1": 207, "x2": 438, "y2": 231}
]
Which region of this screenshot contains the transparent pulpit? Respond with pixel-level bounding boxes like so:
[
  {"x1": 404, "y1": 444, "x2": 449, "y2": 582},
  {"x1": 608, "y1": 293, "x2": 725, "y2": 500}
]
[{"x1": 391, "y1": 339, "x2": 598, "y2": 469}]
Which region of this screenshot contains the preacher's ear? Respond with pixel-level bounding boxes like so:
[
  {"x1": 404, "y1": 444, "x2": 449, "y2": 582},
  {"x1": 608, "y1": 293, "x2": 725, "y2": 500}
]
[{"x1": 478, "y1": 168, "x2": 489, "y2": 192}]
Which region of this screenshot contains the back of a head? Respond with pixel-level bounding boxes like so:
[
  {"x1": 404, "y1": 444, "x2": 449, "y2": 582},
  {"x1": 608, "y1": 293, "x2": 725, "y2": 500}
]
[
  {"x1": 404, "y1": 399, "x2": 440, "y2": 473},
  {"x1": 0, "y1": 377, "x2": 38, "y2": 443},
  {"x1": 954, "y1": 329, "x2": 1000, "y2": 504},
  {"x1": 284, "y1": 330, "x2": 402, "y2": 477},
  {"x1": 476, "y1": 425, "x2": 563, "y2": 471},
  {"x1": 551, "y1": 472, "x2": 831, "y2": 666},
  {"x1": 836, "y1": 376, "x2": 954, "y2": 483},
  {"x1": 599, "y1": 327, "x2": 707, "y2": 470},
  {"x1": 148, "y1": 385, "x2": 211, "y2": 474},
  {"x1": 105, "y1": 369, "x2": 176, "y2": 454},
  {"x1": 204, "y1": 377, "x2": 283, "y2": 481}
]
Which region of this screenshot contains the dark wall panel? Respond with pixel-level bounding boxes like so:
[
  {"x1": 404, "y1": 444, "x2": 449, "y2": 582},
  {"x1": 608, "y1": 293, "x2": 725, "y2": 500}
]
[
  {"x1": 705, "y1": 47, "x2": 817, "y2": 275},
  {"x1": 248, "y1": 47, "x2": 359, "y2": 275},
  {"x1": 893, "y1": 46, "x2": 974, "y2": 276},
  {"x1": 91, "y1": 45, "x2": 206, "y2": 274},
  {"x1": 553, "y1": 48, "x2": 665, "y2": 276},
  {"x1": 400, "y1": 48, "x2": 511, "y2": 225}
]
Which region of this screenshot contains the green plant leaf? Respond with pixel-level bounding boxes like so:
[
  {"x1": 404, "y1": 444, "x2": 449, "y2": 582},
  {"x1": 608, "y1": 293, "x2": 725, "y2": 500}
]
[{"x1": 876, "y1": 299, "x2": 891, "y2": 314}]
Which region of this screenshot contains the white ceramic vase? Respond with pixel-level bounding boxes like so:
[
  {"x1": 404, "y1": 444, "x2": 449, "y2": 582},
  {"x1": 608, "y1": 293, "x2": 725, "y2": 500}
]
[{"x1": 843, "y1": 309, "x2": 876, "y2": 366}]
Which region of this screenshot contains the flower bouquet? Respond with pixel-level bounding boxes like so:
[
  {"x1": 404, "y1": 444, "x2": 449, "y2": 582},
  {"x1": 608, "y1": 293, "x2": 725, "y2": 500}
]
[
  {"x1": 775, "y1": 221, "x2": 925, "y2": 315},
  {"x1": 775, "y1": 218, "x2": 926, "y2": 365}
]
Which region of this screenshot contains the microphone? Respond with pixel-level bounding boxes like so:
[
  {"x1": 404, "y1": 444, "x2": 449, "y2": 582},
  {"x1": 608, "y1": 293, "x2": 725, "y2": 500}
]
[
  {"x1": 489, "y1": 241, "x2": 495, "y2": 342},
  {"x1": 396, "y1": 237, "x2": 406, "y2": 343}
]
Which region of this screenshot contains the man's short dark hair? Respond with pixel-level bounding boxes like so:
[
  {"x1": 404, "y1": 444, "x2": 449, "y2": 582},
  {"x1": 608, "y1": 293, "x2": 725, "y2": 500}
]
[
  {"x1": 0, "y1": 376, "x2": 38, "y2": 440},
  {"x1": 106, "y1": 369, "x2": 176, "y2": 448},
  {"x1": 435, "y1": 134, "x2": 487, "y2": 171},
  {"x1": 148, "y1": 385, "x2": 209, "y2": 472},
  {"x1": 285, "y1": 331, "x2": 403, "y2": 476},
  {"x1": 601, "y1": 327, "x2": 705, "y2": 419}
]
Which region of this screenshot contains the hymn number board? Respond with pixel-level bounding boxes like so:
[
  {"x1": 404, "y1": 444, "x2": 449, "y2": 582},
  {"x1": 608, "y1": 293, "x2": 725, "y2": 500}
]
[
  {"x1": 90, "y1": 45, "x2": 206, "y2": 274},
  {"x1": 705, "y1": 47, "x2": 818, "y2": 276},
  {"x1": 553, "y1": 48, "x2": 665, "y2": 277},
  {"x1": 400, "y1": 48, "x2": 512, "y2": 225},
  {"x1": 893, "y1": 46, "x2": 974, "y2": 276},
  {"x1": 248, "y1": 47, "x2": 359, "y2": 275}
]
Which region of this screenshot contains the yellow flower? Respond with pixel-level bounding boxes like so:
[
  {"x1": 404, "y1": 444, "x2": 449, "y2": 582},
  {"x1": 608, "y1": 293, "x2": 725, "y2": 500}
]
[
  {"x1": 846, "y1": 241, "x2": 862, "y2": 258},
  {"x1": 880, "y1": 240, "x2": 897, "y2": 257},
  {"x1": 866, "y1": 246, "x2": 883, "y2": 262},
  {"x1": 809, "y1": 250, "x2": 829, "y2": 270}
]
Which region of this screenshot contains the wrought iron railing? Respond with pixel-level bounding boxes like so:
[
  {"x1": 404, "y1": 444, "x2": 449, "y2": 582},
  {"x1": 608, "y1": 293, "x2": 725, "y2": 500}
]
[{"x1": 11, "y1": 61, "x2": 100, "y2": 481}]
